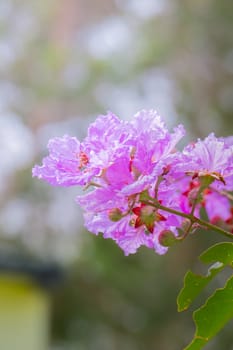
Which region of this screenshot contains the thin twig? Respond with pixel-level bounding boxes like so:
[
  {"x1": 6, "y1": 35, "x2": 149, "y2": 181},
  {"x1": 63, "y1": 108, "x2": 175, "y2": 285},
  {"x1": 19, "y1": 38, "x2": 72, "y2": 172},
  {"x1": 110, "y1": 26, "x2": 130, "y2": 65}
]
[{"x1": 141, "y1": 200, "x2": 233, "y2": 240}]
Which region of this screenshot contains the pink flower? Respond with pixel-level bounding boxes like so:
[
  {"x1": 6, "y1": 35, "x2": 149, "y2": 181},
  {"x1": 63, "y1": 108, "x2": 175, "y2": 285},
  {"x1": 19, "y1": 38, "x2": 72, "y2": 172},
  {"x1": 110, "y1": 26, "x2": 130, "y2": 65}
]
[
  {"x1": 33, "y1": 110, "x2": 233, "y2": 255},
  {"x1": 32, "y1": 135, "x2": 94, "y2": 186},
  {"x1": 181, "y1": 133, "x2": 233, "y2": 187},
  {"x1": 205, "y1": 192, "x2": 232, "y2": 223},
  {"x1": 77, "y1": 185, "x2": 182, "y2": 255}
]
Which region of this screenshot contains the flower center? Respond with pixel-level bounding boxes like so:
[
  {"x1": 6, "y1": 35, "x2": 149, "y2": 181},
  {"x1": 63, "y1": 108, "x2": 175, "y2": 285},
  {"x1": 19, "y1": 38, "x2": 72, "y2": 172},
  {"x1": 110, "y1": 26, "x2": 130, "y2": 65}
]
[{"x1": 132, "y1": 203, "x2": 166, "y2": 233}]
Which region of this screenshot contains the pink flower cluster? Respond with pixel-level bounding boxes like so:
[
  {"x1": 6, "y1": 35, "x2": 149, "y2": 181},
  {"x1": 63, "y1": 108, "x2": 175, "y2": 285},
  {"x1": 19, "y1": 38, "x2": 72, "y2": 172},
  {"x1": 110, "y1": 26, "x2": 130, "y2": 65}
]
[{"x1": 33, "y1": 110, "x2": 233, "y2": 255}]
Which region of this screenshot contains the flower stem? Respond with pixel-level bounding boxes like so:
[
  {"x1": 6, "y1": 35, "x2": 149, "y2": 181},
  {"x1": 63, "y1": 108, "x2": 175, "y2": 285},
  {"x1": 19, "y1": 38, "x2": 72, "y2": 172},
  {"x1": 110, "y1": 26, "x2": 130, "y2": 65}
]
[{"x1": 141, "y1": 200, "x2": 233, "y2": 240}]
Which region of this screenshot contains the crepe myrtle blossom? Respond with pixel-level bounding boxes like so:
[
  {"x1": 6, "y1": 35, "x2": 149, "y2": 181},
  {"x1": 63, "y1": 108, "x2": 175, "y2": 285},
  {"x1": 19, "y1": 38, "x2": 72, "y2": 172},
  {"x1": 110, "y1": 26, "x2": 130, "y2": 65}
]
[
  {"x1": 33, "y1": 110, "x2": 233, "y2": 255},
  {"x1": 170, "y1": 134, "x2": 233, "y2": 226},
  {"x1": 32, "y1": 112, "x2": 128, "y2": 187},
  {"x1": 181, "y1": 133, "x2": 233, "y2": 187},
  {"x1": 76, "y1": 184, "x2": 183, "y2": 255},
  {"x1": 32, "y1": 135, "x2": 93, "y2": 186}
]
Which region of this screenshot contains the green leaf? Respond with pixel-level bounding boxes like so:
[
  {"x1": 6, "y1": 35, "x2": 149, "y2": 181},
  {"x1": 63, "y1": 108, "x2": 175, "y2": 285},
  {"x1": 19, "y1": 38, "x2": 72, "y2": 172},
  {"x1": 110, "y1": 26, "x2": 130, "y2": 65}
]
[
  {"x1": 177, "y1": 243, "x2": 233, "y2": 312},
  {"x1": 200, "y1": 242, "x2": 233, "y2": 266},
  {"x1": 177, "y1": 262, "x2": 223, "y2": 312},
  {"x1": 184, "y1": 275, "x2": 233, "y2": 350}
]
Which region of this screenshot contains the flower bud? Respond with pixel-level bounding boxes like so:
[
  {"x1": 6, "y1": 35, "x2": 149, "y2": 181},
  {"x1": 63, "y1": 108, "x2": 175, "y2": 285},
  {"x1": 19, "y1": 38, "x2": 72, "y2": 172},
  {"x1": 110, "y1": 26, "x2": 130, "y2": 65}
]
[
  {"x1": 108, "y1": 208, "x2": 123, "y2": 222},
  {"x1": 158, "y1": 230, "x2": 178, "y2": 247}
]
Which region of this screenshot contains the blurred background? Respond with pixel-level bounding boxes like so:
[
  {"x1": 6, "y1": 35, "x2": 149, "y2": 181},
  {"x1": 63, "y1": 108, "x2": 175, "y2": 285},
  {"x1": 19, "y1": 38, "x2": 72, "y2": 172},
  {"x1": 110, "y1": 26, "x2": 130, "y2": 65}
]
[{"x1": 0, "y1": 0, "x2": 233, "y2": 349}]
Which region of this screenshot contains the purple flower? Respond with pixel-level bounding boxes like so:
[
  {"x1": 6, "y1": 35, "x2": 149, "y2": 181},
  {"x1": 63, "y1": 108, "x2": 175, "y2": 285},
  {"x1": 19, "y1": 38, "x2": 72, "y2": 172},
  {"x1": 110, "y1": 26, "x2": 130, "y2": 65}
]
[
  {"x1": 77, "y1": 185, "x2": 183, "y2": 255},
  {"x1": 83, "y1": 112, "x2": 131, "y2": 170},
  {"x1": 166, "y1": 133, "x2": 233, "y2": 221},
  {"x1": 205, "y1": 192, "x2": 231, "y2": 222},
  {"x1": 33, "y1": 109, "x2": 233, "y2": 255},
  {"x1": 32, "y1": 135, "x2": 95, "y2": 186},
  {"x1": 32, "y1": 112, "x2": 130, "y2": 187},
  {"x1": 128, "y1": 110, "x2": 185, "y2": 176},
  {"x1": 181, "y1": 133, "x2": 233, "y2": 187}
]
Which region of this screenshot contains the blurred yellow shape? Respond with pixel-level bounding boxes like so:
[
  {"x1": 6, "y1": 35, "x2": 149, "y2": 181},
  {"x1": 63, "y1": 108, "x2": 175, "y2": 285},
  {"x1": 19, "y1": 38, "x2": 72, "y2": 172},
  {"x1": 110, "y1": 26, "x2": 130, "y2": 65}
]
[{"x1": 0, "y1": 275, "x2": 49, "y2": 350}]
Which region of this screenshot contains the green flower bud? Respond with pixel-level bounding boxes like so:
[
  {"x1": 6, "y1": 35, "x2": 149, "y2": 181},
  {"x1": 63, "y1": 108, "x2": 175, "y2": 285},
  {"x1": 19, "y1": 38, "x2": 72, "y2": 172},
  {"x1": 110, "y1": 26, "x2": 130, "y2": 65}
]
[
  {"x1": 158, "y1": 230, "x2": 178, "y2": 247},
  {"x1": 108, "y1": 208, "x2": 123, "y2": 222}
]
